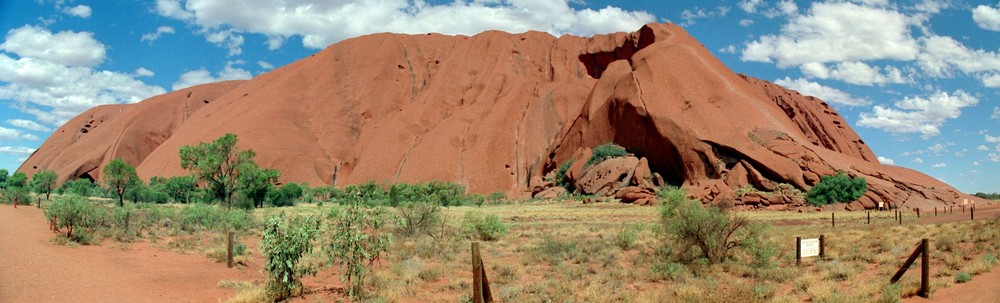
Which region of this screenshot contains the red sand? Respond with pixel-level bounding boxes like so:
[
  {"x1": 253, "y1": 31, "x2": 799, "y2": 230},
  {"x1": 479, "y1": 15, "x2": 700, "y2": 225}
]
[{"x1": 0, "y1": 204, "x2": 254, "y2": 302}]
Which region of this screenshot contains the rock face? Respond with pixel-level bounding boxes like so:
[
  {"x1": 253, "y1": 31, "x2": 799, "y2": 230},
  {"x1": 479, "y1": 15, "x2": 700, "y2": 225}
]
[{"x1": 18, "y1": 23, "x2": 983, "y2": 209}]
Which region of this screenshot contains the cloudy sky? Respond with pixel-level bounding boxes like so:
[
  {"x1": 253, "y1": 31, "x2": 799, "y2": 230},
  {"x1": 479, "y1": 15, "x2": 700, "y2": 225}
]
[{"x1": 0, "y1": 0, "x2": 997, "y2": 193}]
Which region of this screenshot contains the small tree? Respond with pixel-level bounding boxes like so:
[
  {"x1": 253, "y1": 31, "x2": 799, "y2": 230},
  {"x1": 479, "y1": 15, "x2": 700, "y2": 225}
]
[
  {"x1": 63, "y1": 178, "x2": 95, "y2": 197},
  {"x1": 30, "y1": 169, "x2": 58, "y2": 200},
  {"x1": 261, "y1": 213, "x2": 320, "y2": 301},
  {"x1": 0, "y1": 168, "x2": 8, "y2": 189},
  {"x1": 6, "y1": 171, "x2": 27, "y2": 189},
  {"x1": 238, "y1": 163, "x2": 280, "y2": 208},
  {"x1": 45, "y1": 194, "x2": 92, "y2": 241},
  {"x1": 807, "y1": 172, "x2": 868, "y2": 206},
  {"x1": 326, "y1": 201, "x2": 392, "y2": 297},
  {"x1": 103, "y1": 158, "x2": 139, "y2": 207},
  {"x1": 180, "y1": 133, "x2": 262, "y2": 209}
]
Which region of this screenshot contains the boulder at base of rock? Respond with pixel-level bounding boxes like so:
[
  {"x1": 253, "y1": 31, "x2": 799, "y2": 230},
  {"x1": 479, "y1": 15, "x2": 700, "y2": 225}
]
[
  {"x1": 534, "y1": 186, "x2": 567, "y2": 199},
  {"x1": 575, "y1": 156, "x2": 640, "y2": 195},
  {"x1": 614, "y1": 186, "x2": 658, "y2": 206}
]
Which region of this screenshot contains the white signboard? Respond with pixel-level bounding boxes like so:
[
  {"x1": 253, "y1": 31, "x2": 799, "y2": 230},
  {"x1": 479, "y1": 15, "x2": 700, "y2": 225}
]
[{"x1": 800, "y1": 238, "x2": 820, "y2": 258}]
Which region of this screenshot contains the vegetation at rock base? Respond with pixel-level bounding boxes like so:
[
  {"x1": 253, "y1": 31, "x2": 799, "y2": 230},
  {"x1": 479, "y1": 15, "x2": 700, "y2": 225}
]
[
  {"x1": 180, "y1": 133, "x2": 278, "y2": 210},
  {"x1": 583, "y1": 142, "x2": 628, "y2": 170},
  {"x1": 807, "y1": 172, "x2": 868, "y2": 206},
  {"x1": 659, "y1": 187, "x2": 772, "y2": 265},
  {"x1": 30, "y1": 169, "x2": 57, "y2": 200},
  {"x1": 325, "y1": 200, "x2": 392, "y2": 298}
]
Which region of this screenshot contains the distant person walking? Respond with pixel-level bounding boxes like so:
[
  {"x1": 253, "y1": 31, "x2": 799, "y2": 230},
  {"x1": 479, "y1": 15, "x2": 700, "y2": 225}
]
[{"x1": 13, "y1": 196, "x2": 17, "y2": 208}]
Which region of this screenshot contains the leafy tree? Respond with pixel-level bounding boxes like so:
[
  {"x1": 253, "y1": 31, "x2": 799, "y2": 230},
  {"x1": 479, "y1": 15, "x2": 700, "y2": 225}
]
[
  {"x1": 807, "y1": 172, "x2": 868, "y2": 206},
  {"x1": 0, "y1": 168, "x2": 8, "y2": 189},
  {"x1": 62, "y1": 178, "x2": 95, "y2": 197},
  {"x1": 261, "y1": 213, "x2": 320, "y2": 301},
  {"x1": 45, "y1": 194, "x2": 93, "y2": 242},
  {"x1": 180, "y1": 133, "x2": 261, "y2": 210},
  {"x1": 326, "y1": 201, "x2": 392, "y2": 297},
  {"x1": 30, "y1": 169, "x2": 58, "y2": 200},
  {"x1": 6, "y1": 171, "x2": 28, "y2": 189},
  {"x1": 163, "y1": 175, "x2": 198, "y2": 203},
  {"x1": 265, "y1": 182, "x2": 303, "y2": 207},
  {"x1": 238, "y1": 163, "x2": 280, "y2": 208},
  {"x1": 103, "y1": 158, "x2": 140, "y2": 207}
]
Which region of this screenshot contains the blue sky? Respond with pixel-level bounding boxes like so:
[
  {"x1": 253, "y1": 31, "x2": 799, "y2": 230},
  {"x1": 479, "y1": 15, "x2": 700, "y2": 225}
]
[{"x1": 0, "y1": 0, "x2": 997, "y2": 193}]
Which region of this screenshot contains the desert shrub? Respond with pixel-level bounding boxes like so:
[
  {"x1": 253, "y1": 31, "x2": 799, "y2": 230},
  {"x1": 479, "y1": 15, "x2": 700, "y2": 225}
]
[
  {"x1": 394, "y1": 201, "x2": 441, "y2": 237},
  {"x1": 487, "y1": 192, "x2": 506, "y2": 203},
  {"x1": 461, "y1": 211, "x2": 508, "y2": 241},
  {"x1": 111, "y1": 204, "x2": 138, "y2": 241},
  {"x1": 45, "y1": 194, "x2": 96, "y2": 243},
  {"x1": 554, "y1": 159, "x2": 574, "y2": 189},
  {"x1": 534, "y1": 237, "x2": 579, "y2": 265},
  {"x1": 326, "y1": 202, "x2": 392, "y2": 298},
  {"x1": 954, "y1": 271, "x2": 972, "y2": 283},
  {"x1": 261, "y1": 213, "x2": 321, "y2": 301},
  {"x1": 343, "y1": 181, "x2": 388, "y2": 205},
  {"x1": 469, "y1": 194, "x2": 486, "y2": 207},
  {"x1": 1, "y1": 187, "x2": 31, "y2": 206},
  {"x1": 807, "y1": 172, "x2": 867, "y2": 206},
  {"x1": 265, "y1": 183, "x2": 304, "y2": 207},
  {"x1": 176, "y1": 204, "x2": 251, "y2": 232},
  {"x1": 583, "y1": 142, "x2": 628, "y2": 170},
  {"x1": 615, "y1": 226, "x2": 638, "y2": 251},
  {"x1": 660, "y1": 189, "x2": 771, "y2": 264}
]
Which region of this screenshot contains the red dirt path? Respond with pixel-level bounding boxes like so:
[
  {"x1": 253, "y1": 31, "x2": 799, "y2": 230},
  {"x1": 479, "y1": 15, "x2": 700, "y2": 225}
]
[{"x1": 0, "y1": 204, "x2": 254, "y2": 302}]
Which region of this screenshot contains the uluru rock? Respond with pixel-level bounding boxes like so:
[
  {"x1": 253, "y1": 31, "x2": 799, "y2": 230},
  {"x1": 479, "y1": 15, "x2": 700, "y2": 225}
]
[{"x1": 18, "y1": 22, "x2": 983, "y2": 208}]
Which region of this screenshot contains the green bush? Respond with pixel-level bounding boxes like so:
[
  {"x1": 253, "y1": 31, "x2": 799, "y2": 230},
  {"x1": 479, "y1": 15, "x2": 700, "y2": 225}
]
[
  {"x1": 615, "y1": 226, "x2": 638, "y2": 251},
  {"x1": 583, "y1": 142, "x2": 628, "y2": 170},
  {"x1": 261, "y1": 213, "x2": 321, "y2": 301},
  {"x1": 955, "y1": 271, "x2": 972, "y2": 283},
  {"x1": 1, "y1": 187, "x2": 31, "y2": 206},
  {"x1": 807, "y1": 172, "x2": 867, "y2": 206},
  {"x1": 326, "y1": 201, "x2": 392, "y2": 298},
  {"x1": 461, "y1": 211, "x2": 508, "y2": 241},
  {"x1": 61, "y1": 178, "x2": 96, "y2": 197},
  {"x1": 394, "y1": 201, "x2": 441, "y2": 237},
  {"x1": 45, "y1": 194, "x2": 96, "y2": 243},
  {"x1": 555, "y1": 159, "x2": 574, "y2": 190},
  {"x1": 660, "y1": 189, "x2": 771, "y2": 264},
  {"x1": 487, "y1": 192, "x2": 506, "y2": 203}
]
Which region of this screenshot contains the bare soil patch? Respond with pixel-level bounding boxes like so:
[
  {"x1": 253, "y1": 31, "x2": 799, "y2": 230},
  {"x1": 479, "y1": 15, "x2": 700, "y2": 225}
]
[{"x1": 0, "y1": 204, "x2": 254, "y2": 302}]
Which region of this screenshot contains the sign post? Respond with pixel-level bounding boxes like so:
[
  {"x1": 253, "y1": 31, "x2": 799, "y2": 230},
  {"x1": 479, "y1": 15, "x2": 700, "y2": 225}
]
[{"x1": 796, "y1": 236, "x2": 824, "y2": 265}]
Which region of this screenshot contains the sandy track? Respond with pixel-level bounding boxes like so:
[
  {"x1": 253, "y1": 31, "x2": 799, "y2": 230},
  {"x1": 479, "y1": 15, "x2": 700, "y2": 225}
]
[{"x1": 0, "y1": 204, "x2": 254, "y2": 303}]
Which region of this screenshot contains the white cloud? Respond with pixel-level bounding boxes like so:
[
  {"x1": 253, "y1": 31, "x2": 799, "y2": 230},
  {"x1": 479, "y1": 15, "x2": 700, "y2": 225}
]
[
  {"x1": 774, "y1": 77, "x2": 869, "y2": 106},
  {"x1": 986, "y1": 135, "x2": 1000, "y2": 143},
  {"x1": 0, "y1": 146, "x2": 35, "y2": 155},
  {"x1": 917, "y1": 35, "x2": 1000, "y2": 81},
  {"x1": 877, "y1": 156, "x2": 895, "y2": 165},
  {"x1": 928, "y1": 143, "x2": 946, "y2": 153},
  {"x1": 739, "y1": 19, "x2": 754, "y2": 27},
  {"x1": 172, "y1": 62, "x2": 252, "y2": 90},
  {"x1": 141, "y1": 26, "x2": 175, "y2": 43},
  {"x1": 989, "y1": 153, "x2": 1000, "y2": 162},
  {"x1": 979, "y1": 145, "x2": 990, "y2": 151},
  {"x1": 931, "y1": 163, "x2": 947, "y2": 168},
  {"x1": 742, "y1": 2, "x2": 919, "y2": 68},
  {"x1": 983, "y1": 74, "x2": 1000, "y2": 88},
  {"x1": 154, "y1": 0, "x2": 655, "y2": 50},
  {"x1": 257, "y1": 61, "x2": 274, "y2": 70},
  {"x1": 63, "y1": 5, "x2": 92, "y2": 18},
  {"x1": 993, "y1": 107, "x2": 1000, "y2": 119},
  {"x1": 801, "y1": 61, "x2": 908, "y2": 86},
  {"x1": 973, "y1": 3, "x2": 1000, "y2": 31},
  {"x1": 21, "y1": 134, "x2": 39, "y2": 141},
  {"x1": 0, "y1": 26, "x2": 166, "y2": 126},
  {"x1": 7, "y1": 119, "x2": 50, "y2": 132},
  {"x1": 858, "y1": 90, "x2": 978, "y2": 138},
  {"x1": 913, "y1": 157, "x2": 924, "y2": 163},
  {"x1": 719, "y1": 45, "x2": 737, "y2": 54},
  {"x1": 740, "y1": 0, "x2": 764, "y2": 13},
  {"x1": 134, "y1": 67, "x2": 155, "y2": 77},
  {"x1": 777, "y1": 0, "x2": 798, "y2": 16},
  {"x1": 0, "y1": 127, "x2": 21, "y2": 140},
  {"x1": 0, "y1": 25, "x2": 106, "y2": 67},
  {"x1": 680, "y1": 6, "x2": 730, "y2": 26}
]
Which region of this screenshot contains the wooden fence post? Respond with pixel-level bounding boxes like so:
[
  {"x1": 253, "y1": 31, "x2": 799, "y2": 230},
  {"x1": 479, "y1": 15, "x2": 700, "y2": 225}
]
[
  {"x1": 472, "y1": 242, "x2": 493, "y2": 303},
  {"x1": 971, "y1": 206, "x2": 974, "y2": 221},
  {"x1": 916, "y1": 208, "x2": 920, "y2": 218},
  {"x1": 227, "y1": 231, "x2": 234, "y2": 268},
  {"x1": 934, "y1": 207, "x2": 937, "y2": 216},
  {"x1": 819, "y1": 235, "x2": 825, "y2": 260},
  {"x1": 831, "y1": 212, "x2": 835, "y2": 228},
  {"x1": 867, "y1": 211, "x2": 870, "y2": 225},
  {"x1": 920, "y1": 239, "x2": 929, "y2": 298}
]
